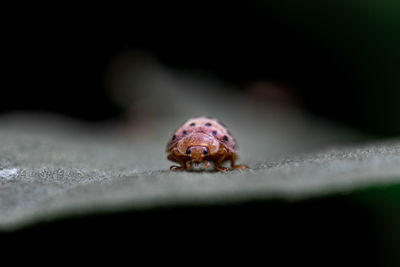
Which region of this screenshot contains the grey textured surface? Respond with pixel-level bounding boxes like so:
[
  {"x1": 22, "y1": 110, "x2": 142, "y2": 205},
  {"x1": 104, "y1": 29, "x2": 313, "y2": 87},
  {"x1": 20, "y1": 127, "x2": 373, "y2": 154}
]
[
  {"x1": 1, "y1": 58, "x2": 399, "y2": 231},
  {"x1": 0, "y1": 111, "x2": 399, "y2": 231}
]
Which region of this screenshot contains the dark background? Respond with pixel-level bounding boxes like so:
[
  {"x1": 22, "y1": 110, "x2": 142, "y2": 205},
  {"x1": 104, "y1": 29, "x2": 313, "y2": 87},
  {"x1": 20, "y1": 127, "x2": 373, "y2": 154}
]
[
  {"x1": 2, "y1": 2, "x2": 400, "y2": 264},
  {"x1": 5, "y1": 1, "x2": 400, "y2": 136}
]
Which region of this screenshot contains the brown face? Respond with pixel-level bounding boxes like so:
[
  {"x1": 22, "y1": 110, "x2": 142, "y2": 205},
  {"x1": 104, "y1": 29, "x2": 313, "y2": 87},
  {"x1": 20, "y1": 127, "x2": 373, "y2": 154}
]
[
  {"x1": 186, "y1": 146, "x2": 209, "y2": 163},
  {"x1": 176, "y1": 132, "x2": 220, "y2": 162}
]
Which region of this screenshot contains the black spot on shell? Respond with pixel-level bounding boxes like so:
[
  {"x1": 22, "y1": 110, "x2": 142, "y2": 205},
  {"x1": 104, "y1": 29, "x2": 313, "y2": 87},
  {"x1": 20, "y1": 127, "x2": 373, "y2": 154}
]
[
  {"x1": 212, "y1": 130, "x2": 217, "y2": 135},
  {"x1": 183, "y1": 130, "x2": 187, "y2": 135},
  {"x1": 205, "y1": 122, "x2": 212, "y2": 127},
  {"x1": 172, "y1": 135, "x2": 176, "y2": 140},
  {"x1": 222, "y1": 135, "x2": 229, "y2": 142},
  {"x1": 190, "y1": 123, "x2": 196, "y2": 127}
]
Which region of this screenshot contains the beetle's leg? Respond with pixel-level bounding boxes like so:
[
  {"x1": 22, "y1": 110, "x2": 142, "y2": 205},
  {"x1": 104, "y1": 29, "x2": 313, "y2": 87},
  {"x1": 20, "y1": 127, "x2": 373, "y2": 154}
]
[
  {"x1": 168, "y1": 151, "x2": 186, "y2": 171},
  {"x1": 170, "y1": 165, "x2": 185, "y2": 171},
  {"x1": 230, "y1": 154, "x2": 248, "y2": 170},
  {"x1": 186, "y1": 160, "x2": 192, "y2": 169},
  {"x1": 204, "y1": 161, "x2": 211, "y2": 169},
  {"x1": 215, "y1": 154, "x2": 228, "y2": 172}
]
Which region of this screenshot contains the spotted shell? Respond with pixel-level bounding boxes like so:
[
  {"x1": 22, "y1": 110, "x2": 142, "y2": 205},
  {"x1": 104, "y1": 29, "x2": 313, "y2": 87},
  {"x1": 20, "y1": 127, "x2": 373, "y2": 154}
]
[{"x1": 167, "y1": 117, "x2": 237, "y2": 153}]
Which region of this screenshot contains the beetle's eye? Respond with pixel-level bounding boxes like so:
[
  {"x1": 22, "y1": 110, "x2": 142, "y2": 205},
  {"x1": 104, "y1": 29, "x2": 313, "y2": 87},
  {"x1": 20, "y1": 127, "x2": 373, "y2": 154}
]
[
  {"x1": 186, "y1": 148, "x2": 191, "y2": 155},
  {"x1": 203, "y1": 148, "x2": 208, "y2": 155}
]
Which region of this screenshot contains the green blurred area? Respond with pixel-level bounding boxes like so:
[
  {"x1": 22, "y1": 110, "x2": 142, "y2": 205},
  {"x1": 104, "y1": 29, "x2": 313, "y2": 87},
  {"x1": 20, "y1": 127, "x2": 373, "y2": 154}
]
[
  {"x1": 341, "y1": 184, "x2": 400, "y2": 265},
  {"x1": 256, "y1": 0, "x2": 400, "y2": 136}
]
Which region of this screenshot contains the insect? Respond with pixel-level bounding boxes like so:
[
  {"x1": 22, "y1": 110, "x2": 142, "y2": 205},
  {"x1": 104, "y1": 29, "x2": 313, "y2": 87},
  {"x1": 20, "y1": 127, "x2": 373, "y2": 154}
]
[{"x1": 166, "y1": 117, "x2": 248, "y2": 172}]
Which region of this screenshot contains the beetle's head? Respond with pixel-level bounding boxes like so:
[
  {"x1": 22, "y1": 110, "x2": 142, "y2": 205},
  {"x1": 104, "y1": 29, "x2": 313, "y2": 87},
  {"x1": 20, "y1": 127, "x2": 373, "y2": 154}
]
[
  {"x1": 176, "y1": 133, "x2": 219, "y2": 163},
  {"x1": 186, "y1": 146, "x2": 209, "y2": 163}
]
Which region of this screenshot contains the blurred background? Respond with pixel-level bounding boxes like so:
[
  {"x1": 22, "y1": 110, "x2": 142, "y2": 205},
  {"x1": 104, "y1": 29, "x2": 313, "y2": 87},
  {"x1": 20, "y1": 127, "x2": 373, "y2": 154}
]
[
  {"x1": 4, "y1": 0, "x2": 400, "y2": 138},
  {"x1": 2, "y1": 1, "x2": 400, "y2": 264}
]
